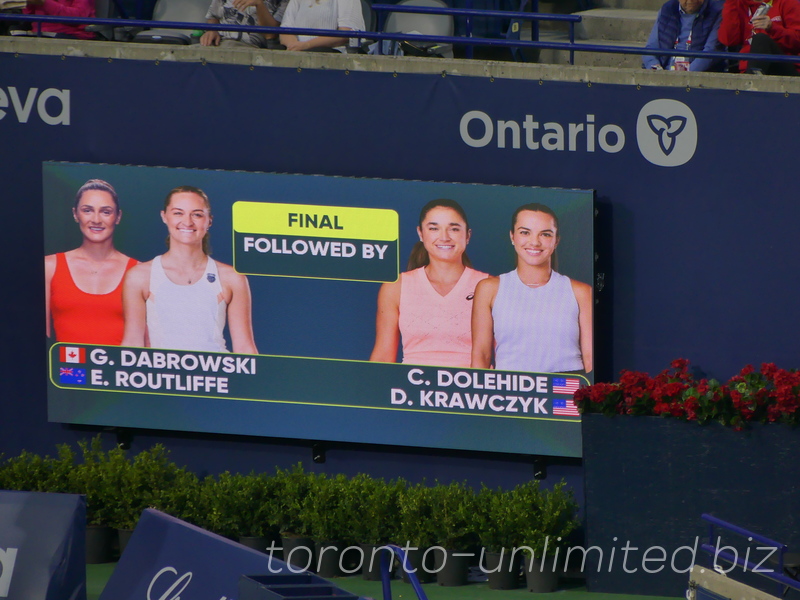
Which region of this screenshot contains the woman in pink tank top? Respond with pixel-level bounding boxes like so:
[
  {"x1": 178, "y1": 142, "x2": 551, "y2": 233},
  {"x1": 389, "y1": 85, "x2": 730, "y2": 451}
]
[
  {"x1": 44, "y1": 179, "x2": 137, "y2": 344},
  {"x1": 369, "y1": 199, "x2": 488, "y2": 368}
]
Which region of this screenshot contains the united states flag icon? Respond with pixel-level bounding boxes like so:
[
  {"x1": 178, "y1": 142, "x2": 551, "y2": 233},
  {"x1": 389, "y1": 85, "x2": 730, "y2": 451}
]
[
  {"x1": 552, "y1": 377, "x2": 580, "y2": 394},
  {"x1": 552, "y1": 398, "x2": 580, "y2": 416}
]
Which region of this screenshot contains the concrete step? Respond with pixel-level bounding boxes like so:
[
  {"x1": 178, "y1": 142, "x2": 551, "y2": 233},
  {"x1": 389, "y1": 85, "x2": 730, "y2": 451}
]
[
  {"x1": 573, "y1": 7, "x2": 656, "y2": 42},
  {"x1": 533, "y1": 30, "x2": 646, "y2": 67},
  {"x1": 536, "y1": 0, "x2": 584, "y2": 32}
]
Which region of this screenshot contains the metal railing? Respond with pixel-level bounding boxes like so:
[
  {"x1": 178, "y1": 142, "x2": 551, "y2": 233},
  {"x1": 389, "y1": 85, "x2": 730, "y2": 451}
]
[
  {"x1": 2, "y1": 11, "x2": 799, "y2": 68},
  {"x1": 700, "y1": 513, "x2": 800, "y2": 596},
  {"x1": 379, "y1": 544, "x2": 429, "y2": 600},
  {"x1": 372, "y1": 3, "x2": 580, "y2": 60}
]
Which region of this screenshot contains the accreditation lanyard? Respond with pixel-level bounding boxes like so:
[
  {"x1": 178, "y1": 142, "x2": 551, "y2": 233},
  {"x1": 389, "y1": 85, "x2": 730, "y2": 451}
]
[{"x1": 674, "y1": 25, "x2": 693, "y2": 50}]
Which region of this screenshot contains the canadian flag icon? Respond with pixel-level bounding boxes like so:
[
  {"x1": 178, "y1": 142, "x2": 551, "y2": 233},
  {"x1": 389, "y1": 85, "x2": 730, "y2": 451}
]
[{"x1": 60, "y1": 346, "x2": 86, "y2": 364}]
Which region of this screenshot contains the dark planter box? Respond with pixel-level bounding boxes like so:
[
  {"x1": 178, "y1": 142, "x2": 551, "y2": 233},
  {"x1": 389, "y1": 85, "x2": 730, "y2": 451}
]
[{"x1": 583, "y1": 414, "x2": 800, "y2": 597}]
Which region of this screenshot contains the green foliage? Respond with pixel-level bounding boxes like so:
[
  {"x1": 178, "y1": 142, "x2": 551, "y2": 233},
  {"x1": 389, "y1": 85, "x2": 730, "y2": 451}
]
[
  {"x1": 100, "y1": 445, "x2": 135, "y2": 529},
  {"x1": 345, "y1": 474, "x2": 405, "y2": 545},
  {"x1": 156, "y1": 468, "x2": 201, "y2": 524},
  {"x1": 0, "y1": 451, "x2": 51, "y2": 492},
  {"x1": 192, "y1": 472, "x2": 248, "y2": 538},
  {"x1": 0, "y1": 440, "x2": 579, "y2": 559},
  {"x1": 107, "y1": 444, "x2": 189, "y2": 529},
  {"x1": 518, "y1": 481, "x2": 580, "y2": 555},
  {"x1": 476, "y1": 480, "x2": 579, "y2": 554},
  {"x1": 475, "y1": 485, "x2": 528, "y2": 552},
  {"x1": 192, "y1": 471, "x2": 278, "y2": 538},
  {"x1": 0, "y1": 444, "x2": 75, "y2": 493},
  {"x1": 269, "y1": 464, "x2": 315, "y2": 536},
  {"x1": 428, "y1": 481, "x2": 479, "y2": 550},
  {"x1": 51, "y1": 444, "x2": 78, "y2": 492},
  {"x1": 397, "y1": 483, "x2": 438, "y2": 548},
  {"x1": 69, "y1": 437, "x2": 120, "y2": 526},
  {"x1": 0, "y1": 436, "x2": 194, "y2": 529},
  {"x1": 302, "y1": 473, "x2": 354, "y2": 543},
  {"x1": 236, "y1": 472, "x2": 280, "y2": 538}
]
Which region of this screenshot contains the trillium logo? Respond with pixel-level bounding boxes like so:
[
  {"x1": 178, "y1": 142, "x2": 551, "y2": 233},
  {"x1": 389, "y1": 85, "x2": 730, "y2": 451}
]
[
  {"x1": 636, "y1": 99, "x2": 697, "y2": 167},
  {"x1": 647, "y1": 115, "x2": 686, "y2": 155}
]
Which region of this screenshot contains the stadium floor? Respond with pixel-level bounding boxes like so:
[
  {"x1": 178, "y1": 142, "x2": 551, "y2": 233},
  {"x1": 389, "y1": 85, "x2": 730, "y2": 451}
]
[{"x1": 86, "y1": 562, "x2": 679, "y2": 600}]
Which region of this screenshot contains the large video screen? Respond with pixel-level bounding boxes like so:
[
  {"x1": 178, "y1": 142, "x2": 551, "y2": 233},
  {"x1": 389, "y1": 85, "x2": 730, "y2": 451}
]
[{"x1": 45, "y1": 162, "x2": 594, "y2": 457}]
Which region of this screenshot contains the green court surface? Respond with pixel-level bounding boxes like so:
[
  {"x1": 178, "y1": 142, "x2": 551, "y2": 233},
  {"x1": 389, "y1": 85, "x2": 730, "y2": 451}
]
[{"x1": 86, "y1": 563, "x2": 680, "y2": 600}]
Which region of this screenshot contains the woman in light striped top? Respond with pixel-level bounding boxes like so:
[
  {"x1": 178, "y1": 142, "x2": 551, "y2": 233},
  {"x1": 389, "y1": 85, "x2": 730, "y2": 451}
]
[{"x1": 471, "y1": 203, "x2": 592, "y2": 374}]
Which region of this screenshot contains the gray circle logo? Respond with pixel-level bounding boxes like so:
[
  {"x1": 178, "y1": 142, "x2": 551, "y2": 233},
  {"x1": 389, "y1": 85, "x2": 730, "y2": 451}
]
[{"x1": 636, "y1": 99, "x2": 697, "y2": 167}]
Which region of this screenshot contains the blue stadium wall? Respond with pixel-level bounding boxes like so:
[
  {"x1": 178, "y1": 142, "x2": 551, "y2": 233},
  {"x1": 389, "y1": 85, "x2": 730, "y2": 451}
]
[{"x1": 2, "y1": 50, "x2": 799, "y2": 523}]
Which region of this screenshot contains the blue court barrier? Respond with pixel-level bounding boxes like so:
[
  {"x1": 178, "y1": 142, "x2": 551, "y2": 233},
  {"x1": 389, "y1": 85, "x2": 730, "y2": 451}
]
[
  {"x1": 99, "y1": 509, "x2": 295, "y2": 600},
  {"x1": 0, "y1": 490, "x2": 86, "y2": 600}
]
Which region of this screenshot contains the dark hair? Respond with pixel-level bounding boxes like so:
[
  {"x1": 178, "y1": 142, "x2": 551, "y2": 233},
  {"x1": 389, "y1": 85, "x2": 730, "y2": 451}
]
[
  {"x1": 74, "y1": 179, "x2": 119, "y2": 211},
  {"x1": 510, "y1": 202, "x2": 560, "y2": 271},
  {"x1": 163, "y1": 185, "x2": 212, "y2": 255},
  {"x1": 407, "y1": 199, "x2": 473, "y2": 270}
]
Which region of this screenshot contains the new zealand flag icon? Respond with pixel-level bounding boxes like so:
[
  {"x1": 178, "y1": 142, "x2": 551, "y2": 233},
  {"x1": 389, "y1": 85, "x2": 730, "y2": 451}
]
[{"x1": 59, "y1": 367, "x2": 87, "y2": 385}]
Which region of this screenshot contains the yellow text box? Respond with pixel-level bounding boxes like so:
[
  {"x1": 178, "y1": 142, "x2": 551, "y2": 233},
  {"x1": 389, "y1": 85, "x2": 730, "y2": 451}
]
[{"x1": 233, "y1": 202, "x2": 398, "y2": 241}]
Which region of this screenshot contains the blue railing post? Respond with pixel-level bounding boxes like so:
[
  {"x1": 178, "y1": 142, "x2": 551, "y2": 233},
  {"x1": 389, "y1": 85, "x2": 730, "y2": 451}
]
[
  {"x1": 699, "y1": 514, "x2": 798, "y2": 597},
  {"x1": 380, "y1": 544, "x2": 430, "y2": 600},
  {"x1": 529, "y1": 0, "x2": 538, "y2": 42},
  {"x1": 376, "y1": 10, "x2": 385, "y2": 54},
  {"x1": 465, "y1": 0, "x2": 473, "y2": 59},
  {"x1": 568, "y1": 22, "x2": 574, "y2": 64}
]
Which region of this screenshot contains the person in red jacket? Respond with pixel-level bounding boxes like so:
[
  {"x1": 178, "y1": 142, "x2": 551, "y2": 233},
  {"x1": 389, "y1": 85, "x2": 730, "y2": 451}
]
[
  {"x1": 23, "y1": 0, "x2": 96, "y2": 39},
  {"x1": 718, "y1": 0, "x2": 800, "y2": 74}
]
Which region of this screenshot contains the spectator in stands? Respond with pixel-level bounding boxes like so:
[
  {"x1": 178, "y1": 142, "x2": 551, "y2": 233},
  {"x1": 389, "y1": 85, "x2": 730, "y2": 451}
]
[
  {"x1": 279, "y1": 0, "x2": 364, "y2": 52},
  {"x1": 642, "y1": 0, "x2": 724, "y2": 71},
  {"x1": 23, "y1": 0, "x2": 95, "y2": 39},
  {"x1": 718, "y1": 0, "x2": 800, "y2": 75},
  {"x1": 201, "y1": 0, "x2": 287, "y2": 48}
]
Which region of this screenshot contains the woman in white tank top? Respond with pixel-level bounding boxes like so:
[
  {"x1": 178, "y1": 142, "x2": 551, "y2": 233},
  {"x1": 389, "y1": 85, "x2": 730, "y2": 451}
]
[
  {"x1": 471, "y1": 203, "x2": 592, "y2": 374},
  {"x1": 121, "y1": 186, "x2": 257, "y2": 354}
]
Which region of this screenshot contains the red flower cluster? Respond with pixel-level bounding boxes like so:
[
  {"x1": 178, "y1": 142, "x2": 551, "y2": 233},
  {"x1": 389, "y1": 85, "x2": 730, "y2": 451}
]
[{"x1": 573, "y1": 360, "x2": 800, "y2": 429}]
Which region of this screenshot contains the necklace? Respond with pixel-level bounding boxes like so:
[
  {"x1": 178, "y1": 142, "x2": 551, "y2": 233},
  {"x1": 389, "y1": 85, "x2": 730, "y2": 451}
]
[
  {"x1": 522, "y1": 270, "x2": 552, "y2": 288},
  {"x1": 184, "y1": 261, "x2": 207, "y2": 285}
]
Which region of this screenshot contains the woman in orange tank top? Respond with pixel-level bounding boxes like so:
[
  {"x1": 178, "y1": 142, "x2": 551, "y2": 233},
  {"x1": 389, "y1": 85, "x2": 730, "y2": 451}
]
[{"x1": 45, "y1": 179, "x2": 137, "y2": 345}]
